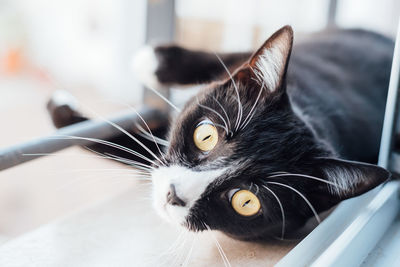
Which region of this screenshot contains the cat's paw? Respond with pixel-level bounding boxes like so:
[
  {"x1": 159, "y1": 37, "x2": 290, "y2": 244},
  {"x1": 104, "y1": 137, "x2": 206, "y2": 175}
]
[
  {"x1": 132, "y1": 46, "x2": 164, "y2": 89},
  {"x1": 47, "y1": 90, "x2": 83, "y2": 128},
  {"x1": 132, "y1": 45, "x2": 189, "y2": 89}
]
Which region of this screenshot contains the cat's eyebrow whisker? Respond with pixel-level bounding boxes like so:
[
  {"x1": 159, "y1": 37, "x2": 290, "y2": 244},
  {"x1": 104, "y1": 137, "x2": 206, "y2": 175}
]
[
  {"x1": 214, "y1": 123, "x2": 229, "y2": 133},
  {"x1": 145, "y1": 85, "x2": 181, "y2": 112},
  {"x1": 54, "y1": 96, "x2": 164, "y2": 166},
  {"x1": 83, "y1": 145, "x2": 154, "y2": 171},
  {"x1": 82, "y1": 146, "x2": 154, "y2": 173},
  {"x1": 266, "y1": 181, "x2": 321, "y2": 223},
  {"x1": 214, "y1": 53, "x2": 243, "y2": 133},
  {"x1": 212, "y1": 96, "x2": 232, "y2": 131},
  {"x1": 240, "y1": 81, "x2": 265, "y2": 131},
  {"x1": 50, "y1": 135, "x2": 158, "y2": 167},
  {"x1": 83, "y1": 109, "x2": 166, "y2": 167},
  {"x1": 197, "y1": 99, "x2": 229, "y2": 135},
  {"x1": 96, "y1": 99, "x2": 171, "y2": 149},
  {"x1": 263, "y1": 185, "x2": 286, "y2": 239},
  {"x1": 102, "y1": 152, "x2": 155, "y2": 172},
  {"x1": 114, "y1": 102, "x2": 168, "y2": 164},
  {"x1": 206, "y1": 224, "x2": 231, "y2": 267},
  {"x1": 268, "y1": 171, "x2": 289, "y2": 175},
  {"x1": 135, "y1": 123, "x2": 170, "y2": 146},
  {"x1": 267, "y1": 173, "x2": 344, "y2": 189}
]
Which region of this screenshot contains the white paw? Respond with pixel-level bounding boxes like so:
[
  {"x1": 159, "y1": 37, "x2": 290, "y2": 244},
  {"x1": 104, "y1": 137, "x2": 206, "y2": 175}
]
[
  {"x1": 132, "y1": 46, "x2": 163, "y2": 90},
  {"x1": 50, "y1": 90, "x2": 78, "y2": 110}
]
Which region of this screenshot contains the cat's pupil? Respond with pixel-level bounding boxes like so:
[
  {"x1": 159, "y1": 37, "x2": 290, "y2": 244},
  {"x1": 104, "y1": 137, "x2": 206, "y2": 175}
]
[
  {"x1": 202, "y1": 135, "x2": 211, "y2": 141},
  {"x1": 243, "y1": 199, "x2": 251, "y2": 207}
]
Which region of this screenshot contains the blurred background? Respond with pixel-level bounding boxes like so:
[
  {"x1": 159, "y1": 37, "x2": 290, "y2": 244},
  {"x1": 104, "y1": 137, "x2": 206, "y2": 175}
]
[{"x1": 0, "y1": 0, "x2": 399, "y2": 245}]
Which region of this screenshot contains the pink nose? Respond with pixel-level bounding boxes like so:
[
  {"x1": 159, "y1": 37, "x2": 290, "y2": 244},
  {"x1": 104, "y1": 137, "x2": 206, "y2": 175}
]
[{"x1": 166, "y1": 184, "x2": 186, "y2": 207}]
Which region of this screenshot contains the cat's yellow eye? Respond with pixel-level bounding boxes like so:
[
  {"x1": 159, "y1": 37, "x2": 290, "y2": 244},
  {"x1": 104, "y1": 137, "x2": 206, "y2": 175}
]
[
  {"x1": 193, "y1": 121, "x2": 218, "y2": 152},
  {"x1": 231, "y1": 190, "x2": 261, "y2": 217}
]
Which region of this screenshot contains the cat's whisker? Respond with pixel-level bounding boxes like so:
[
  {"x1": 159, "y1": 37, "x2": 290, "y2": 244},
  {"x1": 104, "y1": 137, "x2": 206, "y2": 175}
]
[
  {"x1": 212, "y1": 96, "x2": 232, "y2": 131},
  {"x1": 212, "y1": 234, "x2": 231, "y2": 267},
  {"x1": 145, "y1": 85, "x2": 181, "y2": 112},
  {"x1": 54, "y1": 173, "x2": 142, "y2": 193},
  {"x1": 48, "y1": 168, "x2": 151, "y2": 178},
  {"x1": 262, "y1": 185, "x2": 286, "y2": 239},
  {"x1": 214, "y1": 53, "x2": 243, "y2": 133},
  {"x1": 158, "y1": 229, "x2": 188, "y2": 266},
  {"x1": 170, "y1": 231, "x2": 190, "y2": 266},
  {"x1": 267, "y1": 173, "x2": 343, "y2": 189},
  {"x1": 266, "y1": 181, "x2": 321, "y2": 223},
  {"x1": 23, "y1": 151, "x2": 152, "y2": 172},
  {"x1": 197, "y1": 99, "x2": 229, "y2": 135},
  {"x1": 154, "y1": 230, "x2": 188, "y2": 267},
  {"x1": 182, "y1": 235, "x2": 196, "y2": 267},
  {"x1": 50, "y1": 135, "x2": 158, "y2": 166},
  {"x1": 240, "y1": 81, "x2": 265, "y2": 130},
  {"x1": 46, "y1": 168, "x2": 147, "y2": 173},
  {"x1": 206, "y1": 224, "x2": 231, "y2": 267}
]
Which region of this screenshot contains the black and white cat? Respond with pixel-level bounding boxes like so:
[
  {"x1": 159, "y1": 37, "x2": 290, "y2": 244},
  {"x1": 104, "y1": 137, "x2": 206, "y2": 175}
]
[{"x1": 48, "y1": 26, "x2": 394, "y2": 241}]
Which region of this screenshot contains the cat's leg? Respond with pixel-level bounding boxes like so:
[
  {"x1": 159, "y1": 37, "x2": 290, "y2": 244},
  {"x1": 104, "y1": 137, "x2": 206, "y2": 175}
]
[
  {"x1": 47, "y1": 90, "x2": 167, "y2": 166},
  {"x1": 132, "y1": 45, "x2": 251, "y2": 89},
  {"x1": 47, "y1": 90, "x2": 88, "y2": 128}
]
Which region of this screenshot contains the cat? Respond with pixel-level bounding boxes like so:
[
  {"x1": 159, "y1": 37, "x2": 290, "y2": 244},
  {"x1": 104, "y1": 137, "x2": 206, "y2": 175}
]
[{"x1": 47, "y1": 26, "x2": 394, "y2": 241}]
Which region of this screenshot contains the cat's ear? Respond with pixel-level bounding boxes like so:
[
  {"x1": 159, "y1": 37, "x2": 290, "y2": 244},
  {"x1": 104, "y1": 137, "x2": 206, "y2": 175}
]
[
  {"x1": 311, "y1": 158, "x2": 390, "y2": 204},
  {"x1": 235, "y1": 25, "x2": 293, "y2": 93}
]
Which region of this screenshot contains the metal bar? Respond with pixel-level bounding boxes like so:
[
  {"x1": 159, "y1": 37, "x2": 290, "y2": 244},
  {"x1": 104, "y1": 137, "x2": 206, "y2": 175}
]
[
  {"x1": 311, "y1": 183, "x2": 400, "y2": 266},
  {"x1": 378, "y1": 20, "x2": 400, "y2": 169},
  {"x1": 142, "y1": 0, "x2": 175, "y2": 109},
  {"x1": 0, "y1": 106, "x2": 167, "y2": 172},
  {"x1": 327, "y1": 0, "x2": 338, "y2": 27}
]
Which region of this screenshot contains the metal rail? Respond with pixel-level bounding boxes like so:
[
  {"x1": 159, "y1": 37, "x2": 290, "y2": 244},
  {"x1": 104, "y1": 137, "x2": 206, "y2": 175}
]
[{"x1": 0, "y1": 106, "x2": 167, "y2": 171}]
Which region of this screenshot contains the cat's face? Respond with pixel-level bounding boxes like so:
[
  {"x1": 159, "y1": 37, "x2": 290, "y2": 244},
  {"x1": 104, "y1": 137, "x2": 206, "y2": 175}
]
[{"x1": 151, "y1": 26, "x2": 389, "y2": 240}]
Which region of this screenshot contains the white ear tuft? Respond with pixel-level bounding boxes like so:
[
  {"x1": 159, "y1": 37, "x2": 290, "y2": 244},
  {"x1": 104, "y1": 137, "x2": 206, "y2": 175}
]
[
  {"x1": 249, "y1": 26, "x2": 293, "y2": 92},
  {"x1": 252, "y1": 46, "x2": 285, "y2": 92}
]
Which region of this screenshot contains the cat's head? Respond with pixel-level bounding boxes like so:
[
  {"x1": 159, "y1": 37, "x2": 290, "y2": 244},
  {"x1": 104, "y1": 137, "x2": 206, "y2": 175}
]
[{"x1": 151, "y1": 26, "x2": 390, "y2": 240}]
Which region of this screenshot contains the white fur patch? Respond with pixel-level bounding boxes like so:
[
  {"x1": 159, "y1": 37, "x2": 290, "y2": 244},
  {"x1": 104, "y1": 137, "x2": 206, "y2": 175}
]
[
  {"x1": 253, "y1": 46, "x2": 285, "y2": 92},
  {"x1": 51, "y1": 90, "x2": 78, "y2": 110},
  {"x1": 324, "y1": 166, "x2": 363, "y2": 196},
  {"x1": 254, "y1": 46, "x2": 285, "y2": 92},
  {"x1": 131, "y1": 46, "x2": 163, "y2": 90},
  {"x1": 151, "y1": 165, "x2": 226, "y2": 226}
]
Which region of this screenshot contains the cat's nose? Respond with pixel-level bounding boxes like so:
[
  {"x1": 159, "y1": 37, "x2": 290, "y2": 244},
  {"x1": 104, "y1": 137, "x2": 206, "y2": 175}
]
[{"x1": 166, "y1": 184, "x2": 186, "y2": 207}]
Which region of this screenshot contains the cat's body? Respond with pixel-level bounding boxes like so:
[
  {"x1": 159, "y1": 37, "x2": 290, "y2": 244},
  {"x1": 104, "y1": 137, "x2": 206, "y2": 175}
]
[
  {"x1": 48, "y1": 27, "x2": 393, "y2": 241},
  {"x1": 287, "y1": 29, "x2": 393, "y2": 163}
]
